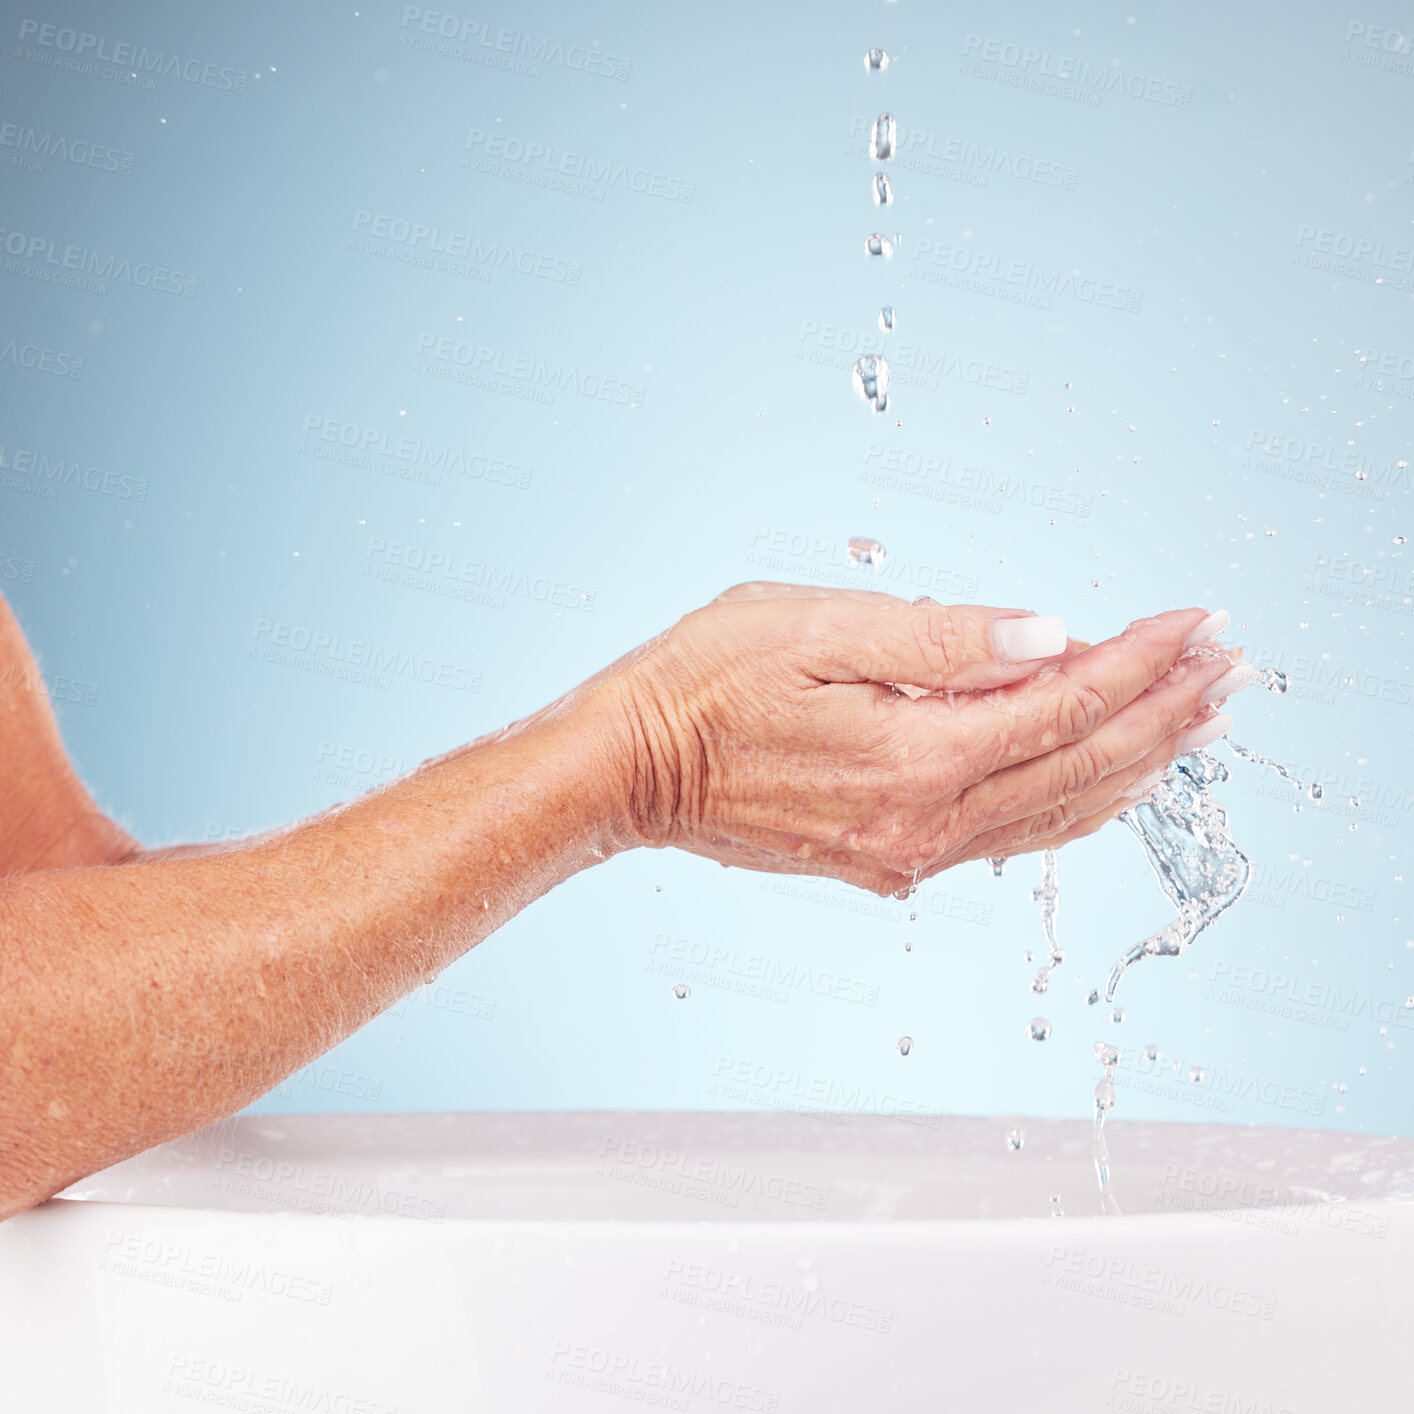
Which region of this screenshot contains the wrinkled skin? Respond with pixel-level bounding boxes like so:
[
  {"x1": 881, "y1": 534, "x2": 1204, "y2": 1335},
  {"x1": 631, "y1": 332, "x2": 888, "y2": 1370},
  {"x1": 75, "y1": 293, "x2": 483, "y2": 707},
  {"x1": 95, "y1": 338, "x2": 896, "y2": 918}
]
[{"x1": 496, "y1": 582, "x2": 1242, "y2": 898}]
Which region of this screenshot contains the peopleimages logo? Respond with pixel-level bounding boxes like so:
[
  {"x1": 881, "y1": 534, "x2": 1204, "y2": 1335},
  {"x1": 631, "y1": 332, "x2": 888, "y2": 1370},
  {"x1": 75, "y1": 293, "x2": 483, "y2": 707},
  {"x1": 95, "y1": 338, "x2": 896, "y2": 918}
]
[
  {"x1": 298, "y1": 414, "x2": 533, "y2": 489},
  {"x1": 463, "y1": 127, "x2": 695, "y2": 203},
  {"x1": 0, "y1": 120, "x2": 134, "y2": 174},
  {"x1": 349, "y1": 210, "x2": 582, "y2": 284},
  {"x1": 0, "y1": 226, "x2": 198, "y2": 296},
  {"x1": 0, "y1": 444, "x2": 147, "y2": 499},
  {"x1": 413, "y1": 332, "x2": 647, "y2": 407},
  {"x1": 15, "y1": 19, "x2": 249, "y2": 92},
  {"x1": 399, "y1": 8, "x2": 631, "y2": 81},
  {"x1": 250, "y1": 618, "x2": 482, "y2": 693},
  {"x1": 911, "y1": 237, "x2": 1143, "y2": 312},
  {"x1": 0, "y1": 335, "x2": 83, "y2": 378},
  {"x1": 960, "y1": 34, "x2": 1193, "y2": 108}
]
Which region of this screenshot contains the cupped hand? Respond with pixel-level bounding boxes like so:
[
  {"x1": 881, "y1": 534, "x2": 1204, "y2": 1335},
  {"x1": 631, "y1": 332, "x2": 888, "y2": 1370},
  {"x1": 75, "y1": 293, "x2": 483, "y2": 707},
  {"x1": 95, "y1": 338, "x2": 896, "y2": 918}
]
[{"x1": 604, "y1": 582, "x2": 1245, "y2": 896}]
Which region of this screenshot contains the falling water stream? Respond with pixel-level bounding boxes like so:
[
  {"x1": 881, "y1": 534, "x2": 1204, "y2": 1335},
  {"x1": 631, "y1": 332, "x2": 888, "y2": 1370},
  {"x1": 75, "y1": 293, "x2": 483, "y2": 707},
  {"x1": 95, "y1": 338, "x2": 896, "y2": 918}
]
[{"x1": 1027, "y1": 664, "x2": 1321, "y2": 1215}]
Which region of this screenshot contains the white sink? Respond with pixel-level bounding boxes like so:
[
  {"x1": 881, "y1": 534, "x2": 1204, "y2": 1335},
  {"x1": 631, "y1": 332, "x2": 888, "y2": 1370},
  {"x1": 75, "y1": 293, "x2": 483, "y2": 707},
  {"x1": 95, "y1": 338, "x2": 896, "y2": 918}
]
[{"x1": 3, "y1": 1113, "x2": 1410, "y2": 1411}]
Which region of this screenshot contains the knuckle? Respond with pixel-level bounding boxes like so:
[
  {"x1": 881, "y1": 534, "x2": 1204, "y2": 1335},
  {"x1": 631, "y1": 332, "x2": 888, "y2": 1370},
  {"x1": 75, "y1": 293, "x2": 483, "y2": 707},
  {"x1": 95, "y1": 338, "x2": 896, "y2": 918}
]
[
  {"x1": 1053, "y1": 679, "x2": 1110, "y2": 742},
  {"x1": 911, "y1": 604, "x2": 962, "y2": 678},
  {"x1": 1055, "y1": 738, "x2": 1107, "y2": 801},
  {"x1": 1029, "y1": 803, "x2": 1073, "y2": 842}
]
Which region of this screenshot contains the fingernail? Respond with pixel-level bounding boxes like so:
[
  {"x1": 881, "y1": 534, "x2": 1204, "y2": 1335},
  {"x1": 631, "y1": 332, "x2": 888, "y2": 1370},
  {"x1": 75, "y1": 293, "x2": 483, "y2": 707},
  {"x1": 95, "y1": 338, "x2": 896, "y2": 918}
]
[
  {"x1": 993, "y1": 614, "x2": 1067, "y2": 663},
  {"x1": 1183, "y1": 608, "x2": 1230, "y2": 649},
  {"x1": 1199, "y1": 662, "x2": 1257, "y2": 707},
  {"x1": 1176, "y1": 711, "x2": 1232, "y2": 755}
]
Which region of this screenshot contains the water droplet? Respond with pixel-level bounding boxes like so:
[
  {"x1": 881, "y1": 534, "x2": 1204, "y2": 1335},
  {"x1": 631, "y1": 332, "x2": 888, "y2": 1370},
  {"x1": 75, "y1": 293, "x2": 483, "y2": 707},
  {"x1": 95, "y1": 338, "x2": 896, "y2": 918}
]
[
  {"x1": 982, "y1": 416, "x2": 991, "y2": 425},
  {"x1": 1395, "y1": 536, "x2": 1407, "y2": 545},
  {"x1": 1188, "y1": 1066, "x2": 1205, "y2": 1084},
  {"x1": 1350, "y1": 795, "x2": 1361, "y2": 808},
  {"x1": 423, "y1": 970, "x2": 437, "y2": 986},
  {"x1": 1257, "y1": 668, "x2": 1289, "y2": 693},
  {"x1": 1006, "y1": 1129, "x2": 1024, "y2": 1151},
  {"x1": 1264, "y1": 528, "x2": 1276, "y2": 537},
  {"x1": 1355, "y1": 469, "x2": 1367, "y2": 480},
  {"x1": 864, "y1": 232, "x2": 893, "y2": 259},
  {"x1": 864, "y1": 47, "x2": 889, "y2": 72},
  {"x1": 654, "y1": 884, "x2": 663, "y2": 892},
  {"x1": 1359, "y1": 1066, "x2": 1367, "y2": 1075},
  {"x1": 1030, "y1": 970, "x2": 1049, "y2": 995},
  {"x1": 908, "y1": 910, "x2": 917, "y2": 921},
  {"x1": 1090, "y1": 579, "x2": 1101, "y2": 588},
  {"x1": 1094, "y1": 1042, "x2": 1120, "y2": 1066},
  {"x1": 673, "y1": 984, "x2": 690, "y2": 999},
  {"x1": 873, "y1": 172, "x2": 893, "y2": 205},
  {"x1": 989, "y1": 857, "x2": 1007, "y2": 876},
  {"x1": 1110, "y1": 1007, "x2": 1125, "y2": 1024},
  {"x1": 897, "y1": 1035, "x2": 912, "y2": 1056},
  {"x1": 1142, "y1": 1045, "x2": 1160, "y2": 1064},
  {"x1": 1028, "y1": 1017, "x2": 1053, "y2": 1042},
  {"x1": 846, "y1": 535, "x2": 886, "y2": 568},
  {"x1": 1337, "y1": 1082, "x2": 1347, "y2": 1094},
  {"x1": 1087, "y1": 989, "x2": 1100, "y2": 1005},
  {"x1": 904, "y1": 937, "x2": 912, "y2": 952},
  {"x1": 1308, "y1": 782, "x2": 1323, "y2": 801},
  {"x1": 878, "y1": 305, "x2": 895, "y2": 332},
  {"x1": 851, "y1": 354, "x2": 891, "y2": 412},
  {"x1": 869, "y1": 112, "x2": 897, "y2": 162},
  {"x1": 1405, "y1": 997, "x2": 1413, "y2": 1009}
]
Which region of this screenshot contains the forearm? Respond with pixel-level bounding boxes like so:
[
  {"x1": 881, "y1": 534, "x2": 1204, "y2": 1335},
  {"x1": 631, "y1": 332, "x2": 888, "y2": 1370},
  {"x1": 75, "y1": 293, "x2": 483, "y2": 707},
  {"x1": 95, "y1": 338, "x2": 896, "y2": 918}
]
[{"x1": 0, "y1": 688, "x2": 636, "y2": 1217}]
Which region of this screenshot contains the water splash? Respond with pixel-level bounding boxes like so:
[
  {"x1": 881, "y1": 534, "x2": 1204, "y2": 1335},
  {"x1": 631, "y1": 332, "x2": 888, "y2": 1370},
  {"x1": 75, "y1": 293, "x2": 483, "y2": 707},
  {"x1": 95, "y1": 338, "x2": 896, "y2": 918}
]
[
  {"x1": 1224, "y1": 736, "x2": 1315, "y2": 796},
  {"x1": 1103, "y1": 750, "x2": 1253, "y2": 1003},
  {"x1": 846, "y1": 535, "x2": 887, "y2": 569},
  {"x1": 1093, "y1": 1042, "x2": 1121, "y2": 1216},
  {"x1": 869, "y1": 112, "x2": 897, "y2": 162},
  {"x1": 851, "y1": 354, "x2": 891, "y2": 412},
  {"x1": 1028, "y1": 849, "x2": 1064, "y2": 995}
]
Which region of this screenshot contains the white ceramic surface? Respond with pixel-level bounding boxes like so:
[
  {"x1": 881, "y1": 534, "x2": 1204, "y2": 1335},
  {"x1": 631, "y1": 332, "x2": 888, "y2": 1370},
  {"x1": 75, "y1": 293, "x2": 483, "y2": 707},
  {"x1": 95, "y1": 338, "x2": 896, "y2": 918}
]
[{"x1": 3, "y1": 1113, "x2": 1411, "y2": 1412}]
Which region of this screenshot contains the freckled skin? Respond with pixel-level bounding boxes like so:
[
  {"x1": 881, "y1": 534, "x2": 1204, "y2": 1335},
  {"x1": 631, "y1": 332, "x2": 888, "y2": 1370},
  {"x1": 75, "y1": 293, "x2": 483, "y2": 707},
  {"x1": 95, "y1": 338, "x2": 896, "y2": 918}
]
[{"x1": 0, "y1": 585, "x2": 1237, "y2": 1219}]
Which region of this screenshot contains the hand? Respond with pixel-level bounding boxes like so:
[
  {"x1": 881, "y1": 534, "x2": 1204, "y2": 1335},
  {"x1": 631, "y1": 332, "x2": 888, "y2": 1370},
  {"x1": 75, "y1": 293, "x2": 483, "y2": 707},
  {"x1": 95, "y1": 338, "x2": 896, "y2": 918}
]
[{"x1": 604, "y1": 583, "x2": 1246, "y2": 896}]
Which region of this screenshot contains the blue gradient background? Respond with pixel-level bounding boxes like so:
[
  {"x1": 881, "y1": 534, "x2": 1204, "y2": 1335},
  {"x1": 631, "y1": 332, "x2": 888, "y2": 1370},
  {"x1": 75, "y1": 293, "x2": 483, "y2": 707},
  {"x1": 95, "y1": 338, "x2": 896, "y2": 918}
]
[{"x1": 2, "y1": 0, "x2": 1411, "y2": 1136}]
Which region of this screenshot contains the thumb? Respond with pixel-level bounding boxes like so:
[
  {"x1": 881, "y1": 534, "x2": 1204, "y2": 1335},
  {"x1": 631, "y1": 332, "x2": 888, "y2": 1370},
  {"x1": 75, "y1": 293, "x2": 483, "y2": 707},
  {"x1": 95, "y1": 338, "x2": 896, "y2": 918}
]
[{"x1": 810, "y1": 598, "x2": 1070, "y2": 691}]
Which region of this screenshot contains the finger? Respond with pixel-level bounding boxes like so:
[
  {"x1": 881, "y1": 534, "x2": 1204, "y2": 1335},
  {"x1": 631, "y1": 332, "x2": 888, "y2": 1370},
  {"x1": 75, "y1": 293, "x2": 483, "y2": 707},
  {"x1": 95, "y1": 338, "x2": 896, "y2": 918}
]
[
  {"x1": 932, "y1": 607, "x2": 1221, "y2": 786},
  {"x1": 996, "y1": 796, "x2": 1134, "y2": 860},
  {"x1": 713, "y1": 581, "x2": 912, "y2": 604},
  {"x1": 798, "y1": 595, "x2": 1071, "y2": 691},
  {"x1": 952, "y1": 705, "x2": 1235, "y2": 866},
  {"x1": 946, "y1": 650, "x2": 1246, "y2": 843}
]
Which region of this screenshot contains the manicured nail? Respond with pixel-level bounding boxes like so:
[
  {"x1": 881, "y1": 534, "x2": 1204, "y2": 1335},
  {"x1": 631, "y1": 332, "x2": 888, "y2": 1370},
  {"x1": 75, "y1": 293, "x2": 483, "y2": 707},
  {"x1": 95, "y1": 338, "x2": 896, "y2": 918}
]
[
  {"x1": 1199, "y1": 662, "x2": 1257, "y2": 707},
  {"x1": 1176, "y1": 712, "x2": 1232, "y2": 755},
  {"x1": 1183, "y1": 609, "x2": 1230, "y2": 649},
  {"x1": 993, "y1": 614, "x2": 1067, "y2": 662}
]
